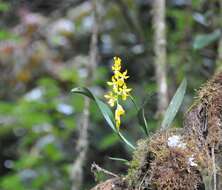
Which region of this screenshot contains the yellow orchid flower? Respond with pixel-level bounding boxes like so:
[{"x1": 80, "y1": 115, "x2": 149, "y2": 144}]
[
  {"x1": 104, "y1": 56, "x2": 131, "y2": 129},
  {"x1": 117, "y1": 70, "x2": 129, "y2": 80},
  {"x1": 119, "y1": 84, "x2": 132, "y2": 100},
  {"x1": 108, "y1": 76, "x2": 124, "y2": 88},
  {"x1": 104, "y1": 91, "x2": 117, "y2": 107},
  {"x1": 112, "y1": 57, "x2": 121, "y2": 71},
  {"x1": 115, "y1": 104, "x2": 125, "y2": 130}
]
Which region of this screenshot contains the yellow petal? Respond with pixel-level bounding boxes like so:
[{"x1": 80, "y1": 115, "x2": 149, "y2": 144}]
[
  {"x1": 117, "y1": 79, "x2": 124, "y2": 86},
  {"x1": 123, "y1": 70, "x2": 127, "y2": 76},
  {"x1": 107, "y1": 81, "x2": 113, "y2": 86},
  {"x1": 122, "y1": 94, "x2": 127, "y2": 100},
  {"x1": 114, "y1": 57, "x2": 121, "y2": 65},
  {"x1": 108, "y1": 99, "x2": 115, "y2": 107},
  {"x1": 115, "y1": 104, "x2": 125, "y2": 129}
]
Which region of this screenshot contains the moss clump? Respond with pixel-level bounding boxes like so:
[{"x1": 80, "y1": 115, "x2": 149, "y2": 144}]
[
  {"x1": 126, "y1": 138, "x2": 151, "y2": 188},
  {"x1": 126, "y1": 129, "x2": 212, "y2": 190},
  {"x1": 198, "y1": 73, "x2": 222, "y2": 148}
]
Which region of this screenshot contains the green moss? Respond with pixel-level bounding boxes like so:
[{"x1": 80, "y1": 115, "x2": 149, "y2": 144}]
[{"x1": 126, "y1": 138, "x2": 150, "y2": 187}]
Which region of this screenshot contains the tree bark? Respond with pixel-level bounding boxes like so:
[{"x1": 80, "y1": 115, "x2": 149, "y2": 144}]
[{"x1": 152, "y1": 0, "x2": 168, "y2": 118}]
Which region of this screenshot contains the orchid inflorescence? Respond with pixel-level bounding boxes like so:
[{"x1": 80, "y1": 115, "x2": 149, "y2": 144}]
[
  {"x1": 104, "y1": 56, "x2": 131, "y2": 130},
  {"x1": 72, "y1": 55, "x2": 186, "y2": 149}
]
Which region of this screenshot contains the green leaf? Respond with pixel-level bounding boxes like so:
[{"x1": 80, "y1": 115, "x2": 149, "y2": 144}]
[
  {"x1": 0, "y1": 3, "x2": 10, "y2": 12},
  {"x1": 129, "y1": 96, "x2": 149, "y2": 136},
  {"x1": 71, "y1": 87, "x2": 116, "y2": 132},
  {"x1": 15, "y1": 154, "x2": 40, "y2": 169},
  {"x1": 135, "y1": 93, "x2": 157, "y2": 136},
  {"x1": 117, "y1": 132, "x2": 135, "y2": 149},
  {"x1": 32, "y1": 172, "x2": 50, "y2": 188},
  {"x1": 0, "y1": 174, "x2": 26, "y2": 190},
  {"x1": 93, "y1": 170, "x2": 107, "y2": 182},
  {"x1": 161, "y1": 78, "x2": 187, "y2": 130},
  {"x1": 108, "y1": 157, "x2": 129, "y2": 165},
  {"x1": 43, "y1": 143, "x2": 63, "y2": 161},
  {"x1": 193, "y1": 30, "x2": 221, "y2": 50},
  {"x1": 71, "y1": 87, "x2": 135, "y2": 149},
  {"x1": 137, "y1": 108, "x2": 149, "y2": 136},
  {"x1": 0, "y1": 30, "x2": 19, "y2": 40}
]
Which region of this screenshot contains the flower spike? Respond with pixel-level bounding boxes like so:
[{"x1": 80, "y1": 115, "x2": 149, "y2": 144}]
[{"x1": 104, "y1": 57, "x2": 131, "y2": 129}]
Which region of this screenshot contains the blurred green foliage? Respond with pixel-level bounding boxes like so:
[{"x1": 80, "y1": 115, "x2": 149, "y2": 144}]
[
  {"x1": 0, "y1": 2, "x2": 10, "y2": 12},
  {"x1": 0, "y1": 0, "x2": 221, "y2": 189}
]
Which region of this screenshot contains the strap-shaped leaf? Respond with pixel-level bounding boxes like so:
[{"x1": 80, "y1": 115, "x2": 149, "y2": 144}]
[
  {"x1": 71, "y1": 87, "x2": 135, "y2": 149},
  {"x1": 108, "y1": 157, "x2": 129, "y2": 165},
  {"x1": 118, "y1": 132, "x2": 135, "y2": 149},
  {"x1": 193, "y1": 30, "x2": 221, "y2": 50},
  {"x1": 135, "y1": 93, "x2": 156, "y2": 136},
  {"x1": 72, "y1": 87, "x2": 116, "y2": 132},
  {"x1": 137, "y1": 108, "x2": 149, "y2": 136},
  {"x1": 130, "y1": 96, "x2": 149, "y2": 136},
  {"x1": 161, "y1": 79, "x2": 187, "y2": 130}
]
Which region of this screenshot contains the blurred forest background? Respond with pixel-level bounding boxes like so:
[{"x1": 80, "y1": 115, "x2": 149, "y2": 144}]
[{"x1": 0, "y1": 0, "x2": 222, "y2": 189}]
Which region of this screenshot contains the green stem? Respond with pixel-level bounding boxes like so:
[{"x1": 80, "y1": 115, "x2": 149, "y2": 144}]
[
  {"x1": 130, "y1": 95, "x2": 149, "y2": 136},
  {"x1": 129, "y1": 95, "x2": 139, "y2": 111}
]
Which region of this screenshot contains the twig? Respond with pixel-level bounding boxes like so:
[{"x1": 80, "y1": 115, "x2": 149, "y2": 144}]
[
  {"x1": 71, "y1": 98, "x2": 90, "y2": 190},
  {"x1": 212, "y1": 144, "x2": 217, "y2": 190},
  {"x1": 91, "y1": 162, "x2": 119, "y2": 178},
  {"x1": 70, "y1": 1, "x2": 99, "y2": 190},
  {"x1": 138, "y1": 170, "x2": 149, "y2": 190}
]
